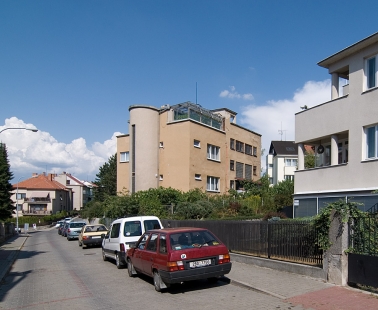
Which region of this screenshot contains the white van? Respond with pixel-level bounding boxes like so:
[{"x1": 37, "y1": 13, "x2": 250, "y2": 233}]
[{"x1": 101, "y1": 216, "x2": 163, "y2": 269}]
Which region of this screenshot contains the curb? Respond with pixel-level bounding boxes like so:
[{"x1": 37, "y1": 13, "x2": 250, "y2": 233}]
[{"x1": 0, "y1": 236, "x2": 28, "y2": 283}]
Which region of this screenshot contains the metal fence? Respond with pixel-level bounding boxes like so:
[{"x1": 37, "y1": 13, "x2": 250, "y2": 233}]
[
  {"x1": 162, "y1": 219, "x2": 323, "y2": 267},
  {"x1": 349, "y1": 214, "x2": 378, "y2": 256}
]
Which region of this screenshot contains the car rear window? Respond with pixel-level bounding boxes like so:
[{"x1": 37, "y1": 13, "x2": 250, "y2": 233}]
[
  {"x1": 170, "y1": 230, "x2": 221, "y2": 250},
  {"x1": 85, "y1": 225, "x2": 107, "y2": 232},
  {"x1": 69, "y1": 222, "x2": 86, "y2": 228}
]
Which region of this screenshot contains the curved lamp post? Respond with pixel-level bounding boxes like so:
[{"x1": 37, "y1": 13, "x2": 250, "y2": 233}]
[
  {"x1": 0, "y1": 127, "x2": 38, "y2": 134},
  {"x1": 0, "y1": 127, "x2": 38, "y2": 233},
  {"x1": 16, "y1": 176, "x2": 24, "y2": 233}
]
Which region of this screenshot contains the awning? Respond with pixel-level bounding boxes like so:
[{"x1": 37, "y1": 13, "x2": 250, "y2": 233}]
[{"x1": 30, "y1": 191, "x2": 49, "y2": 198}]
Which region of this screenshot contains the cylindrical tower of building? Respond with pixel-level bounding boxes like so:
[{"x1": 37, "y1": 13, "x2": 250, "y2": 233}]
[{"x1": 129, "y1": 105, "x2": 160, "y2": 193}]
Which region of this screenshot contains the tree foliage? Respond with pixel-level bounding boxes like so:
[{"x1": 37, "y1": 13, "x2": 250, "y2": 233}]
[
  {"x1": 93, "y1": 153, "x2": 117, "y2": 202},
  {"x1": 0, "y1": 143, "x2": 14, "y2": 221},
  {"x1": 304, "y1": 151, "x2": 315, "y2": 169}
]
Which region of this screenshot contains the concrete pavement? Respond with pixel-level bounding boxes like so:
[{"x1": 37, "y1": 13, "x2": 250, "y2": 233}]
[{"x1": 1, "y1": 230, "x2": 378, "y2": 310}]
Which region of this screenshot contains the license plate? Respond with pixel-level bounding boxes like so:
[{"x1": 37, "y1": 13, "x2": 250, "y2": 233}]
[
  {"x1": 189, "y1": 259, "x2": 211, "y2": 268},
  {"x1": 92, "y1": 236, "x2": 101, "y2": 239}
]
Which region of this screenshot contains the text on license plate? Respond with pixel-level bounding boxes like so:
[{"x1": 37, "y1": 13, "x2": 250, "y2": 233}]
[{"x1": 189, "y1": 259, "x2": 211, "y2": 268}]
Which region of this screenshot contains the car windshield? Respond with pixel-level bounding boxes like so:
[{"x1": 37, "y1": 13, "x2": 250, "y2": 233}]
[
  {"x1": 170, "y1": 230, "x2": 221, "y2": 250},
  {"x1": 84, "y1": 225, "x2": 107, "y2": 232},
  {"x1": 70, "y1": 222, "x2": 86, "y2": 228}
]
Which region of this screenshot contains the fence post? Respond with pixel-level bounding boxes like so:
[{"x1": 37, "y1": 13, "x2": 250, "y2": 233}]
[{"x1": 324, "y1": 211, "x2": 349, "y2": 285}]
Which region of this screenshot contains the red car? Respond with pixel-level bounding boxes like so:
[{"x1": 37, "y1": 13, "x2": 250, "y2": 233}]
[{"x1": 126, "y1": 227, "x2": 232, "y2": 292}]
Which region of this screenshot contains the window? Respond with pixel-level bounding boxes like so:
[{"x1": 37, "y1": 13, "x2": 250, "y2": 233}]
[
  {"x1": 285, "y1": 175, "x2": 294, "y2": 181},
  {"x1": 245, "y1": 144, "x2": 252, "y2": 155},
  {"x1": 146, "y1": 234, "x2": 158, "y2": 252},
  {"x1": 159, "y1": 142, "x2": 164, "y2": 148},
  {"x1": 207, "y1": 144, "x2": 220, "y2": 161},
  {"x1": 66, "y1": 180, "x2": 70, "y2": 185},
  {"x1": 253, "y1": 146, "x2": 257, "y2": 156},
  {"x1": 236, "y1": 162, "x2": 243, "y2": 178},
  {"x1": 194, "y1": 140, "x2": 200, "y2": 148},
  {"x1": 367, "y1": 56, "x2": 377, "y2": 89},
  {"x1": 159, "y1": 234, "x2": 167, "y2": 254},
  {"x1": 110, "y1": 223, "x2": 121, "y2": 238},
  {"x1": 253, "y1": 166, "x2": 257, "y2": 176},
  {"x1": 195, "y1": 174, "x2": 201, "y2": 180},
  {"x1": 245, "y1": 164, "x2": 252, "y2": 180},
  {"x1": 230, "y1": 160, "x2": 235, "y2": 171},
  {"x1": 236, "y1": 141, "x2": 244, "y2": 153},
  {"x1": 124, "y1": 221, "x2": 142, "y2": 237},
  {"x1": 16, "y1": 193, "x2": 26, "y2": 199},
  {"x1": 230, "y1": 180, "x2": 235, "y2": 189},
  {"x1": 366, "y1": 124, "x2": 378, "y2": 159},
  {"x1": 159, "y1": 175, "x2": 163, "y2": 181},
  {"x1": 285, "y1": 159, "x2": 297, "y2": 166},
  {"x1": 207, "y1": 176, "x2": 220, "y2": 192},
  {"x1": 120, "y1": 151, "x2": 130, "y2": 162},
  {"x1": 230, "y1": 138, "x2": 235, "y2": 150}
]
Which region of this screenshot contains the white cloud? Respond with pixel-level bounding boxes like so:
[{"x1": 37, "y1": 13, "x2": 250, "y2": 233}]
[
  {"x1": 239, "y1": 79, "x2": 331, "y2": 173},
  {"x1": 0, "y1": 117, "x2": 122, "y2": 182},
  {"x1": 219, "y1": 86, "x2": 254, "y2": 101}
]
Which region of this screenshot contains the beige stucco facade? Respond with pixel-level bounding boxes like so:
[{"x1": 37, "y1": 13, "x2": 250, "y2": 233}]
[
  {"x1": 117, "y1": 102, "x2": 261, "y2": 195},
  {"x1": 294, "y1": 33, "x2": 378, "y2": 217}
]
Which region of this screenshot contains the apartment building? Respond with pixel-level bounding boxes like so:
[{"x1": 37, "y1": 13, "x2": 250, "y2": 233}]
[
  {"x1": 266, "y1": 141, "x2": 298, "y2": 186},
  {"x1": 294, "y1": 32, "x2": 378, "y2": 217},
  {"x1": 117, "y1": 102, "x2": 261, "y2": 194}
]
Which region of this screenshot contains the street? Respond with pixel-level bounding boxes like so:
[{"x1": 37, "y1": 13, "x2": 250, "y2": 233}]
[{"x1": 0, "y1": 229, "x2": 301, "y2": 310}]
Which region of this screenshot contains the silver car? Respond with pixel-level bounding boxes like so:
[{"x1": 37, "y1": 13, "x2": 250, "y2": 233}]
[{"x1": 66, "y1": 222, "x2": 86, "y2": 240}]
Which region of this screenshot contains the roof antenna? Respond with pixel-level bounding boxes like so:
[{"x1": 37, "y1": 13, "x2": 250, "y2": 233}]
[
  {"x1": 196, "y1": 82, "x2": 198, "y2": 104},
  {"x1": 278, "y1": 122, "x2": 286, "y2": 141}
]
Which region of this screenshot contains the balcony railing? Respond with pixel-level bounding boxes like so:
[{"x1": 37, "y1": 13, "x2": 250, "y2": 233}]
[{"x1": 24, "y1": 198, "x2": 51, "y2": 203}]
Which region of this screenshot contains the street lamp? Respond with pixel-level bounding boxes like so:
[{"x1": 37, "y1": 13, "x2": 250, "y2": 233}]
[
  {"x1": 0, "y1": 127, "x2": 38, "y2": 134},
  {"x1": 16, "y1": 176, "x2": 24, "y2": 233}
]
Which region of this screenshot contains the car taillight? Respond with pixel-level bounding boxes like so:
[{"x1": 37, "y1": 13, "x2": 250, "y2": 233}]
[
  {"x1": 120, "y1": 243, "x2": 125, "y2": 253},
  {"x1": 82, "y1": 236, "x2": 88, "y2": 240},
  {"x1": 67, "y1": 229, "x2": 71, "y2": 233},
  {"x1": 167, "y1": 261, "x2": 184, "y2": 272},
  {"x1": 218, "y1": 254, "x2": 230, "y2": 264}
]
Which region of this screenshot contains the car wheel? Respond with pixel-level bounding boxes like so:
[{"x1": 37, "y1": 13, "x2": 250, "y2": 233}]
[
  {"x1": 154, "y1": 271, "x2": 163, "y2": 292},
  {"x1": 67, "y1": 237, "x2": 70, "y2": 241},
  {"x1": 82, "y1": 244, "x2": 86, "y2": 249},
  {"x1": 115, "y1": 253, "x2": 123, "y2": 269},
  {"x1": 127, "y1": 259, "x2": 136, "y2": 277},
  {"x1": 102, "y1": 248, "x2": 108, "y2": 261}
]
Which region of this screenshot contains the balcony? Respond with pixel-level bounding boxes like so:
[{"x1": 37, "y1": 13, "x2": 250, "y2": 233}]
[{"x1": 24, "y1": 197, "x2": 51, "y2": 203}]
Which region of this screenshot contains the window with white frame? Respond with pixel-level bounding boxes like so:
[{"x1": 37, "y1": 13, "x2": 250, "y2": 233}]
[
  {"x1": 285, "y1": 158, "x2": 297, "y2": 167},
  {"x1": 194, "y1": 140, "x2": 200, "y2": 148},
  {"x1": 207, "y1": 176, "x2": 220, "y2": 192},
  {"x1": 285, "y1": 175, "x2": 294, "y2": 181},
  {"x1": 207, "y1": 144, "x2": 220, "y2": 161},
  {"x1": 120, "y1": 151, "x2": 130, "y2": 162},
  {"x1": 366, "y1": 55, "x2": 377, "y2": 90},
  {"x1": 195, "y1": 174, "x2": 201, "y2": 180},
  {"x1": 365, "y1": 124, "x2": 378, "y2": 159},
  {"x1": 16, "y1": 193, "x2": 26, "y2": 199}
]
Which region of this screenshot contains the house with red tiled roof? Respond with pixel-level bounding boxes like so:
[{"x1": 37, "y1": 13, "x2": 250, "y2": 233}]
[
  {"x1": 54, "y1": 172, "x2": 96, "y2": 210},
  {"x1": 12, "y1": 173, "x2": 73, "y2": 217}
]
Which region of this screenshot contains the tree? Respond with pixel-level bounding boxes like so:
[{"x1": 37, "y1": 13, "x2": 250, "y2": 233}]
[
  {"x1": 0, "y1": 143, "x2": 14, "y2": 221},
  {"x1": 93, "y1": 154, "x2": 117, "y2": 202},
  {"x1": 304, "y1": 151, "x2": 315, "y2": 169}
]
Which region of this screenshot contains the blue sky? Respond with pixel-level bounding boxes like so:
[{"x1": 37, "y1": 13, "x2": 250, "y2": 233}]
[{"x1": 1, "y1": 1, "x2": 377, "y2": 184}]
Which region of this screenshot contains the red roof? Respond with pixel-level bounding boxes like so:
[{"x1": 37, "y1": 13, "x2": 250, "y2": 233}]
[{"x1": 12, "y1": 173, "x2": 69, "y2": 191}]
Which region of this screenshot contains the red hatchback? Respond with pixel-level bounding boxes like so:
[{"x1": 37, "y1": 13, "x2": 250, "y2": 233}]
[{"x1": 126, "y1": 227, "x2": 232, "y2": 292}]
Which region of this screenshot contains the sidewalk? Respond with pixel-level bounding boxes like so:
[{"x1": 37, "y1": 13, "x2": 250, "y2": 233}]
[{"x1": 1, "y1": 232, "x2": 378, "y2": 309}]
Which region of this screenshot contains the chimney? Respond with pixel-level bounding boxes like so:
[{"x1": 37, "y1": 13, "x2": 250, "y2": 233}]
[
  {"x1": 32, "y1": 173, "x2": 38, "y2": 177},
  {"x1": 48, "y1": 173, "x2": 54, "y2": 181}
]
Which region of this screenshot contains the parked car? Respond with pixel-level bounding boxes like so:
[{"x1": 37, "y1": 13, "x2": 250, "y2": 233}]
[
  {"x1": 102, "y1": 216, "x2": 163, "y2": 269},
  {"x1": 55, "y1": 220, "x2": 64, "y2": 228},
  {"x1": 66, "y1": 221, "x2": 87, "y2": 240},
  {"x1": 61, "y1": 222, "x2": 70, "y2": 237},
  {"x1": 78, "y1": 224, "x2": 108, "y2": 248},
  {"x1": 126, "y1": 227, "x2": 232, "y2": 292},
  {"x1": 58, "y1": 222, "x2": 65, "y2": 235}
]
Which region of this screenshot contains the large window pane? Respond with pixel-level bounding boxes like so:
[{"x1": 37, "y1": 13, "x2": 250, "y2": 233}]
[
  {"x1": 368, "y1": 57, "x2": 376, "y2": 89},
  {"x1": 367, "y1": 126, "x2": 376, "y2": 158}
]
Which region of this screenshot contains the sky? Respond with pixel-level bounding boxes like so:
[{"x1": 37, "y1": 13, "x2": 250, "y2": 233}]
[{"x1": 1, "y1": 1, "x2": 377, "y2": 185}]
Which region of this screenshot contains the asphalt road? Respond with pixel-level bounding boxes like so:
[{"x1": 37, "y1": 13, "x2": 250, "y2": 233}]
[{"x1": 0, "y1": 229, "x2": 303, "y2": 310}]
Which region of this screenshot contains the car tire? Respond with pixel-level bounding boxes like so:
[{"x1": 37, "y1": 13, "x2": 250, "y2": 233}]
[
  {"x1": 154, "y1": 271, "x2": 163, "y2": 292},
  {"x1": 127, "y1": 259, "x2": 136, "y2": 277},
  {"x1": 115, "y1": 253, "x2": 123, "y2": 269},
  {"x1": 82, "y1": 244, "x2": 86, "y2": 249},
  {"x1": 102, "y1": 248, "x2": 107, "y2": 261}
]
